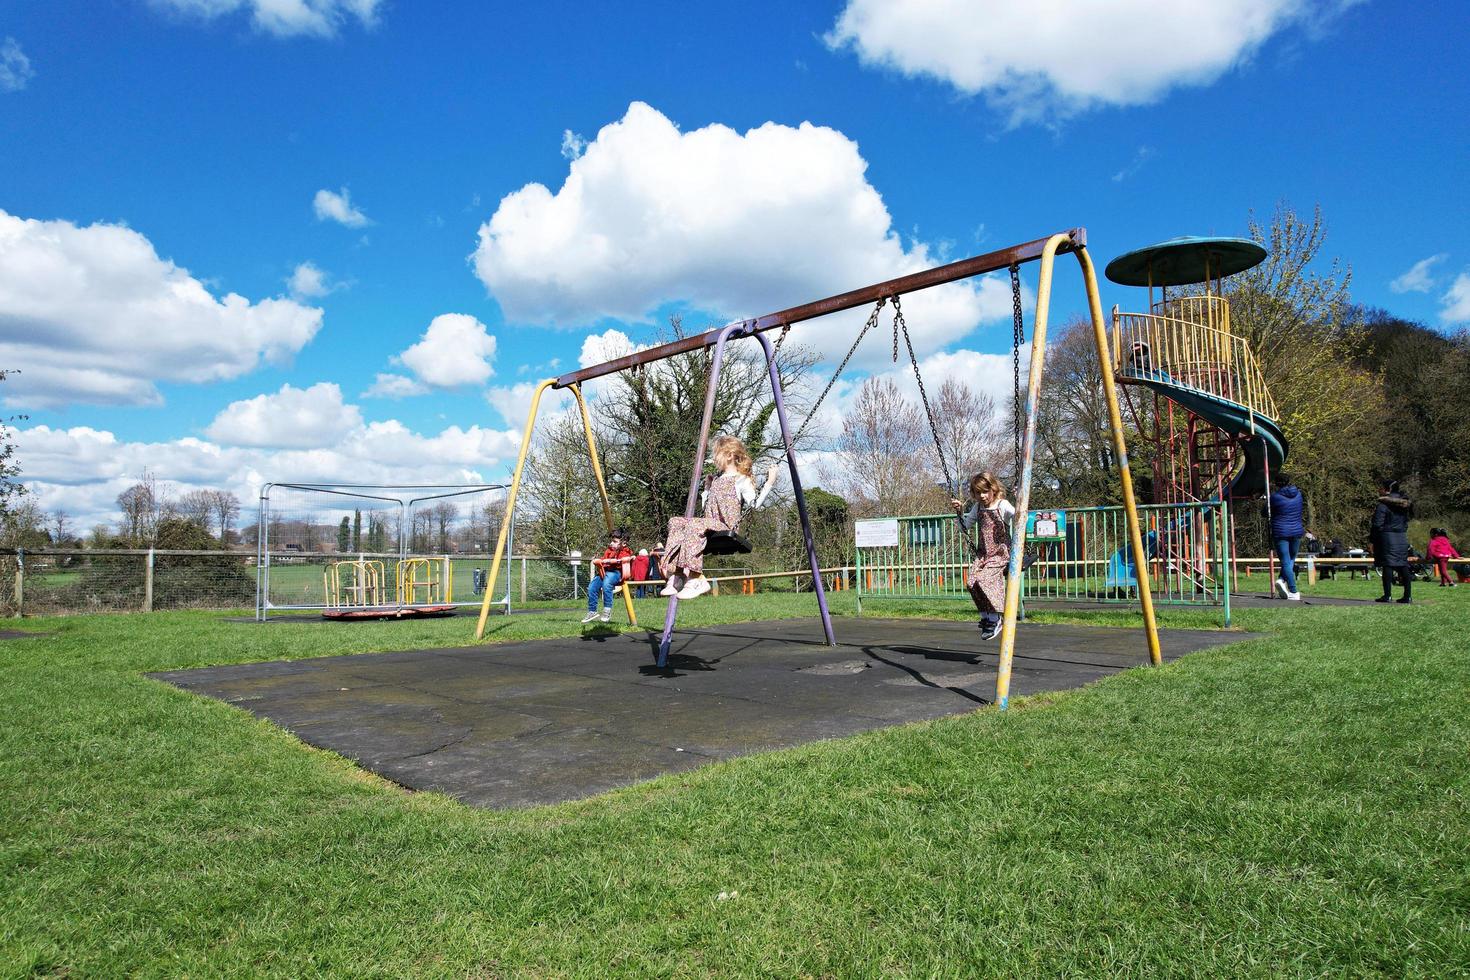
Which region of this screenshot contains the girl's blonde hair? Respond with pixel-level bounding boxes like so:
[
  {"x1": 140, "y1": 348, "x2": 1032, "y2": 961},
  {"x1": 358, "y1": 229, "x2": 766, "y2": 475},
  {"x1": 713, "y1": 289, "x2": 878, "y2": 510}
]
[
  {"x1": 968, "y1": 471, "x2": 1006, "y2": 504},
  {"x1": 711, "y1": 435, "x2": 754, "y2": 477}
]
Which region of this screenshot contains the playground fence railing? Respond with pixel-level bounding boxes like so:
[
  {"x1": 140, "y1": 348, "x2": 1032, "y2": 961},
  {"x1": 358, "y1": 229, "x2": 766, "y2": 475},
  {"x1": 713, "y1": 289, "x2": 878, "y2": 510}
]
[{"x1": 855, "y1": 501, "x2": 1232, "y2": 623}]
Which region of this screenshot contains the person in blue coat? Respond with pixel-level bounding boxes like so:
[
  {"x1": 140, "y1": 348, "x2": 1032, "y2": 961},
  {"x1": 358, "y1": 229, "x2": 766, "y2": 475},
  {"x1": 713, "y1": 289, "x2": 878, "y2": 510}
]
[{"x1": 1267, "y1": 474, "x2": 1307, "y2": 600}]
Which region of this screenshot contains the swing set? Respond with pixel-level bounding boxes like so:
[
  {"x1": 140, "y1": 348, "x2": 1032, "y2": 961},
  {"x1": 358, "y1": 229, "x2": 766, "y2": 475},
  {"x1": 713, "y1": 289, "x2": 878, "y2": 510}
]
[{"x1": 474, "y1": 229, "x2": 1161, "y2": 709}]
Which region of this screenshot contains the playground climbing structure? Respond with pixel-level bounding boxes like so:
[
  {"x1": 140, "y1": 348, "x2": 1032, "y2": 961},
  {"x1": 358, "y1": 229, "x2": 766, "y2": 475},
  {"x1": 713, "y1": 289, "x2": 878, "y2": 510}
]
[{"x1": 1106, "y1": 236, "x2": 1285, "y2": 597}]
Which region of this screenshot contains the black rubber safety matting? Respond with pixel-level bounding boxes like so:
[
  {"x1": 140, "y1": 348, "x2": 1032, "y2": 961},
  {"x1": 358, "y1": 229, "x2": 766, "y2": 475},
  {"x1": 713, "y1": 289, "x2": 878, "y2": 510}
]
[{"x1": 153, "y1": 617, "x2": 1253, "y2": 809}]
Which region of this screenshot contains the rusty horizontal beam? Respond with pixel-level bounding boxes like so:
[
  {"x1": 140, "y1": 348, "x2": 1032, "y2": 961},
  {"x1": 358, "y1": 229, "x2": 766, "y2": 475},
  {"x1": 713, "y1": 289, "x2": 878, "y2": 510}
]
[{"x1": 552, "y1": 228, "x2": 1086, "y2": 388}]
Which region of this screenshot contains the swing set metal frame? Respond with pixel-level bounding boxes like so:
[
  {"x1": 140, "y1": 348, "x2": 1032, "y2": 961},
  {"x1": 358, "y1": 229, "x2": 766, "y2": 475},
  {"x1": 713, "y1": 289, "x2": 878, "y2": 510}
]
[{"x1": 474, "y1": 228, "x2": 1161, "y2": 709}]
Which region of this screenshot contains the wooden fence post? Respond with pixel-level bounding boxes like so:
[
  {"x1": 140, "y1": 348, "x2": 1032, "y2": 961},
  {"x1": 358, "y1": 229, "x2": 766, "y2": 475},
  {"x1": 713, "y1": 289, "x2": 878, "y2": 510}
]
[
  {"x1": 13, "y1": 549, "x2": 22, "y2": 618},
  {"x1": 520, "y1": 556, "x2": 528, "y2": 604},
  {"x1": 144, "y1": 548, "x2": 155, "y2": 612}
]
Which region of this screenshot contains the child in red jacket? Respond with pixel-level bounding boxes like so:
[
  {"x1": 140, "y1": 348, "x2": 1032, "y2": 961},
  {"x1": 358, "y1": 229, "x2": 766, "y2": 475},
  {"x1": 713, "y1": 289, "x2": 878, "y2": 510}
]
[{"x1": 1427, "y1": 528, "x2": 1461, "y2": 587}]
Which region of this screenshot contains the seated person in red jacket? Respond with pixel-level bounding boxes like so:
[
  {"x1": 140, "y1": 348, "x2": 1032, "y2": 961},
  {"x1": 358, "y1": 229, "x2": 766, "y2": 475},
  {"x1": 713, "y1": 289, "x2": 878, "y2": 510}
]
[{"x1": 582, "y1": 529, "x2": 632, "y2": 623}]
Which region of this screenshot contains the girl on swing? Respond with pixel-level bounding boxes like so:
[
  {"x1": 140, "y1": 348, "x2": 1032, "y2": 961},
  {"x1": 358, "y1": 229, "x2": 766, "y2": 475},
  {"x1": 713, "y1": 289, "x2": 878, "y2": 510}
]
[
  {"x1": 661, "y1": 434, "x2": 779, "y2": 600},
  {"x1": 951, "y1": 471, "x2": 1016, "y2": 640}
]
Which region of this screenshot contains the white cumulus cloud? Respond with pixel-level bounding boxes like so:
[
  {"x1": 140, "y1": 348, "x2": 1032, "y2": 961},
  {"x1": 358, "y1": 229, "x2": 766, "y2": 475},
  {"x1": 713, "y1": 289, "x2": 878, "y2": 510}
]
[
  {"x1": 149, "y1": 0, "x2": 383, "y2": 38},
  {"x1": 0, "y1": 208, "x2": 322, "y2": 409},
  {"x1": 0, "y1": 37, "x2": 34, "y2": 92},
  {"x1": 205, "y1": 382, "x2": 363, "y2": 448},
  {"x1": 313, "y1": 187, "x2": 370, "y2": 227},
  {"x1": 825, "y1": 0, "x2": 1359, "y2": 123},
  {"x1": 286, "y1": 260, "x2": 337, "y2": 299},
  {"x1": 394, "y1": 313, "x2": 498, "y2": 388},
  {"x1": 361, "y1": 372, "x2": 429, "y2": 399},
  {"x1": 1441, "y1": 272, "x2": 1470, "y2": 325},
  {"x1": 484, "y1": 382, "x2": 542, "y2": 426},
  {"x1": 17, "y1": 413, "x2": 522, "y2": 530},
  {"x1": 471, "y1": 102, "x2": 1012, "y2": 361},
  {"x1": 1390, "y1": 253, "x2": 1447, "y2": 294}
]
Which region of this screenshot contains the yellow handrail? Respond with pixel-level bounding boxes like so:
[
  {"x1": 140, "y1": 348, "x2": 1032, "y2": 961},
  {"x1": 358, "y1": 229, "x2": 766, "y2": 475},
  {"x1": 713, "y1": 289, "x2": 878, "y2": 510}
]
[{"x1": 1113, "y1": 304, "x2": 1276, "y2": 422}]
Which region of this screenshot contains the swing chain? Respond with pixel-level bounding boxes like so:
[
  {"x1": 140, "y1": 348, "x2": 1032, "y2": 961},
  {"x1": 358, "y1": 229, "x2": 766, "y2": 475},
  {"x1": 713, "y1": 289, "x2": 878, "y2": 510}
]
[
  {"x1": 771, "y1": 321, "x2": 792, "y2": 357},
  {"x1": 893, "y1": 294, "x2": 956, "y2": 496},
  {"x1": 1010, "y1": 262, "x2": 1025, "y2": 488},
  {"x1": 788, "y1": 298, "x2": 886, "y2": 450}
]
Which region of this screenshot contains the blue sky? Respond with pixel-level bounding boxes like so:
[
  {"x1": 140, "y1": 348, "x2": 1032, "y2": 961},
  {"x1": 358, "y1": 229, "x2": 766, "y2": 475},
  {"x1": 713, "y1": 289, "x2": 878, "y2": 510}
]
[{"x1": 2, "y1": 0, "x2": 1467, "y2": 525}]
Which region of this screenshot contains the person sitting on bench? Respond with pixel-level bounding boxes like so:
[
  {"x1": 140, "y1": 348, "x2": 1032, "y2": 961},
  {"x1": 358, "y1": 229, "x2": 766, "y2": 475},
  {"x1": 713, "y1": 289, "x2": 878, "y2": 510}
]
[{"x1": 661, "y1": 435, "x2": 777, "y2": 601}]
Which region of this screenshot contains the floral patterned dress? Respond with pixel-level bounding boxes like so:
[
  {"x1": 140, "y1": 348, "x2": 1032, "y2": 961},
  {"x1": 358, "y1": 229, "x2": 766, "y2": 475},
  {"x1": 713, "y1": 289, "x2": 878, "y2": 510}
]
[
  {"x1": 663, "y1": 472, "x2": 744, "y2": 576},
  {"x1": 963, "y1": 502, "x2": 1012, "y2": 614}
]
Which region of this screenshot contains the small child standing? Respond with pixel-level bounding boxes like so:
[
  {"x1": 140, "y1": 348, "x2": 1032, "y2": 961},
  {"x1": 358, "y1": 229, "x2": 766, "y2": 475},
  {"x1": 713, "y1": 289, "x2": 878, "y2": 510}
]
[
  {"x1": 582, "y1": 528, "x2": 632, "y2": 623},
  {"x1": 631, "y1": 548, "x2": 651, "y2": 598},
  {"x1": 1427, "y1": 528, "x2": 1461, "y2": 588},
  {"x1": 951, "y1": 471, "x2": 1016, "y2": 640}
]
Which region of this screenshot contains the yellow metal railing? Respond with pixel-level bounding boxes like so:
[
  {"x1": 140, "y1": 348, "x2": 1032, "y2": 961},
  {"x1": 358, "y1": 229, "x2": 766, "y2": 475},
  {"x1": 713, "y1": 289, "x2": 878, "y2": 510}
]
[
  {"x1": 323, "y1": 559, "x2": 385, "y2": 608},
  {"x1": 1112, "y1": 300, "x2": 1276, "y2": 422}
]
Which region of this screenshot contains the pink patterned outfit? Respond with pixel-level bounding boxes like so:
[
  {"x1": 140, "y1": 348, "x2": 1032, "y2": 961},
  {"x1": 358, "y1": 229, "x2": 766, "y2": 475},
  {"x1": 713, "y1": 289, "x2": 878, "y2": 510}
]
[
  {"x1": 663, "y1": 471, "x2": 768, "y2": 575},
  {"x1": 961, "y1": 500, "x2": 1015, "y2": 615}
]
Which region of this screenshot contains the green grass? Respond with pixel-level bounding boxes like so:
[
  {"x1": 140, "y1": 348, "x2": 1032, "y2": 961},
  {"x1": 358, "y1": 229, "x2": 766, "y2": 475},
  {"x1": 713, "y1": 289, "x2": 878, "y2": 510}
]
[{"x1": 2, "y1": 585, "x2": 1467, "y2": 976}]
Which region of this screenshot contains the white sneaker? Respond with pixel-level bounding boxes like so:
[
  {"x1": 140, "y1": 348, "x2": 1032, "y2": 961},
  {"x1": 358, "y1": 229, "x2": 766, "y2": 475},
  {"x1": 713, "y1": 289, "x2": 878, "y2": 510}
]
[
  {"x1": 676, "y1": 576, "x2": 711, "y2": 600},
  {"x1": 659, "y1": 576, "x2": 684, "y2": 597},
  {"x1": 1273, "y1": 577, "x2": 1288, "y2": 598},
  {"x1": 599, "y1": 610, "x2": 611, "y2": 622},
  {"x1": 581, "y1": 611, "x2": 599, "y2": 623},
  {"x1": 1287, "y1": 592, "x2": 1302, "y2": 601}
]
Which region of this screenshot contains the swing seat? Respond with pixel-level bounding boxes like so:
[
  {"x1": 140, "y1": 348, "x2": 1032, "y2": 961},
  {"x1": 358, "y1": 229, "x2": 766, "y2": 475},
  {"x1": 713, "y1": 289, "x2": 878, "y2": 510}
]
[{"x1": 704, "y1": 529, "x2": 752, "y2": 556}]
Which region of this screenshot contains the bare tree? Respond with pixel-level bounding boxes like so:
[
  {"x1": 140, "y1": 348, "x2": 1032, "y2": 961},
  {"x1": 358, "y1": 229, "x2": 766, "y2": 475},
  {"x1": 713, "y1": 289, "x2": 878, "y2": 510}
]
[
  {"x1": 209, "y1": 490, "x2": 241, "y2": 545},
  {"x1": 931, "y1": 378, "x2": 1005, "y2": 490},
  {"x1": 177, "y1": 489, "x2": 215, "y2": 530},
  {"x1": 832, "y1": 377, "x2": 941, "y2": 515},
  {"x1": 50, "y1": 509, "x2": 71, "y2": 545},
  {"x1": 421, "y1": 501, "x2": 459, "y2": 553},
  {"x1": 116, "y1": 477, "x2": 156, "y2": 544},
  {"x1": 467, "y1": 498, "x2": 506, "y2": 553}
]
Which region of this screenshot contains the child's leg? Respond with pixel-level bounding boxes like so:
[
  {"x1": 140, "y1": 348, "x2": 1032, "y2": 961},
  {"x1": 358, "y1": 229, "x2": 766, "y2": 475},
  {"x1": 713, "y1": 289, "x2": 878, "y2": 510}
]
[
  {"x1": 1437, "y1": 558, "x2": 1451, "y2": 585},
  {"x1": 587, "y1": 574, "x2": 604, "y2": 613},
  {"x1": 603, "y1": 570, "x2": 622, "y2": 607}
]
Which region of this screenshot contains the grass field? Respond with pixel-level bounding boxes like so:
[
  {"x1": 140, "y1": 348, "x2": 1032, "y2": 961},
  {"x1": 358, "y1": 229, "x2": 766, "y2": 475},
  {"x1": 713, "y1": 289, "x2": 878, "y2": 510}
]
[{"x1": 2, "y1": 580, "x2": 1467, "y2": 975}]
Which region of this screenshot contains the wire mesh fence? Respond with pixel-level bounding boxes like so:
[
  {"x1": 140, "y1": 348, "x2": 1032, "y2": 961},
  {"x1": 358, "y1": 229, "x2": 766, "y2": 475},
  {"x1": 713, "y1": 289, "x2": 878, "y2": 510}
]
[{"x1": 0, "y1": 549, "x2": 615, "y2": 617}]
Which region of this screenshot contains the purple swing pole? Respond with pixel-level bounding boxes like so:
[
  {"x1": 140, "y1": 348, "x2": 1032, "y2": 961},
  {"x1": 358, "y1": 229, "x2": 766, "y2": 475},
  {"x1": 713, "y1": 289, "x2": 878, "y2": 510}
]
[
  {"x1": 656, "y1": 322, "x2": 743, "y2": 667},
  {"x1": 753, "y1": 330, "x2": 836, "y2": 646}
]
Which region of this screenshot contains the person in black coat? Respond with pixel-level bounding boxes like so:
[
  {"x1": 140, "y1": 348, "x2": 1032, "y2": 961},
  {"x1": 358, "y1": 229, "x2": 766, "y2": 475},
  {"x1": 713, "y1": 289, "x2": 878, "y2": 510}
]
[{"x1": 1370, "y1": 480, "x2": 1415, "y2": 603}]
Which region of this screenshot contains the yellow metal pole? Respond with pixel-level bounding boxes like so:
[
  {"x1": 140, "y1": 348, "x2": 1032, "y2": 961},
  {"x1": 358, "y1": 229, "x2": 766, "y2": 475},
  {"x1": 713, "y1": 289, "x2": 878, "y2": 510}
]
[
  {"x1": 995, "y1": 234, "x2": 1068, "y2": 709},
  {"x1": 569, "y1": 383, "x2": 638, "y2": 627},
  {"x1": 1075, "y1": 246, "x2": 1162, "y2": 665},
  {"x1": 475, "y1": 378, "x2": 557, "y2": 640}
]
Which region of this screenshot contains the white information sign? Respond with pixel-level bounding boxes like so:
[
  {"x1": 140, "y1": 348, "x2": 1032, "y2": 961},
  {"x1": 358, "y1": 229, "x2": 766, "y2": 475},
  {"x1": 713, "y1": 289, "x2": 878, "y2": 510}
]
[{"x1": 854, "y1": 518, "x2": 900, "y2": 548}]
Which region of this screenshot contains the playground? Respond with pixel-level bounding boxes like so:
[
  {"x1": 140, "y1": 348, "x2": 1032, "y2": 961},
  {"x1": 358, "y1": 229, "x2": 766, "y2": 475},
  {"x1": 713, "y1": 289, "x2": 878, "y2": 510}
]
[{"x1": 4, "y1": 586, "x2": 1468, "y2": 975}]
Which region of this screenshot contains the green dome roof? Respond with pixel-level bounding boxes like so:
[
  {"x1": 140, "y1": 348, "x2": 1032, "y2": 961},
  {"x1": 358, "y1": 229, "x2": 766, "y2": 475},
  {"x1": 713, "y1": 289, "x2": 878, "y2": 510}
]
[{"x1": 1105, "y1": 236, "x2": 1267, "y2": 287}]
